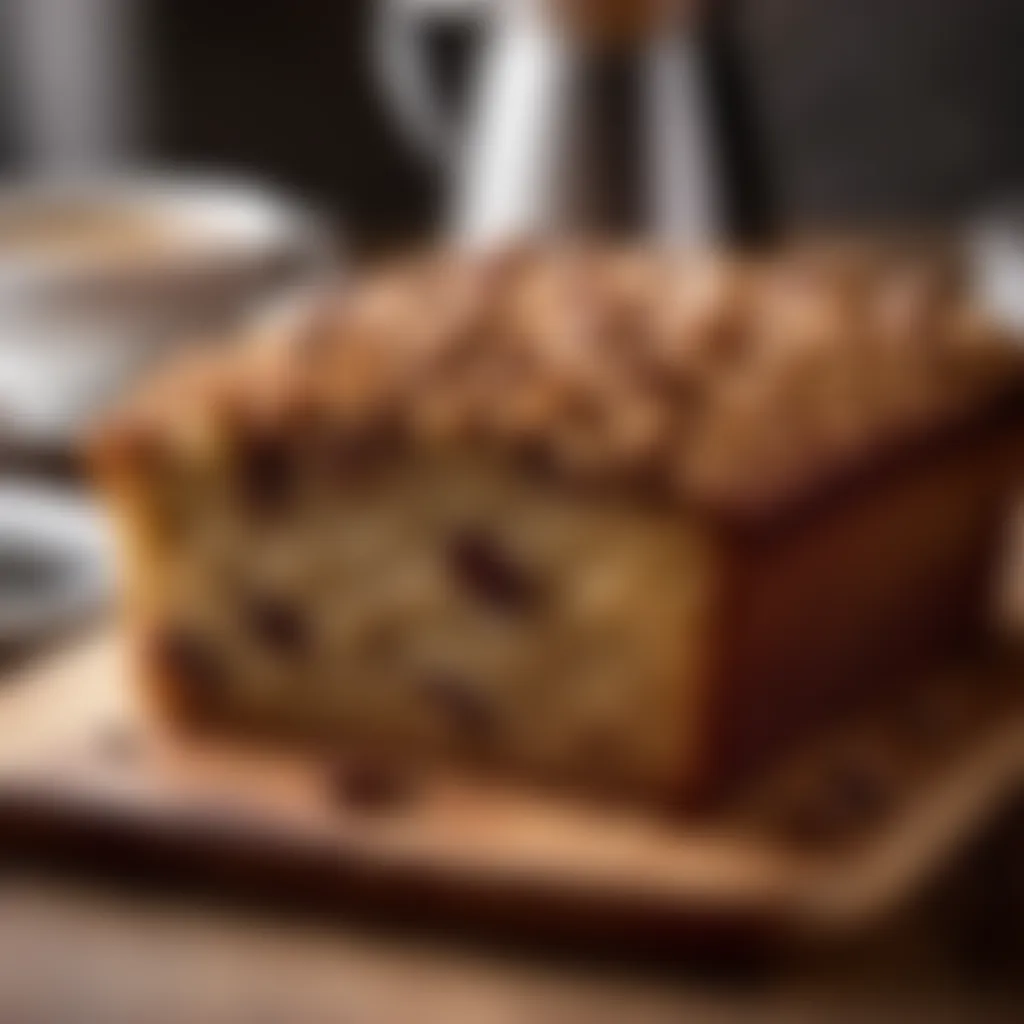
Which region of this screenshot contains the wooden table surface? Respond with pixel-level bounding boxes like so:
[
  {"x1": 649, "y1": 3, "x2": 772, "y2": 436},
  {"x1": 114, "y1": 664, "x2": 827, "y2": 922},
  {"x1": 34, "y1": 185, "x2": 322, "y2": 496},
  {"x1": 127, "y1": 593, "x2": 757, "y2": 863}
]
[
  {"x1": 0, "y1": 862, "x2": 1020, "y2": 1024},
  {"x1": 1, "y1": 609, "x2": 1022, "y2": 1023},
  {"x1": 0, "y1": 655, "x2": 1020, "y2": 1024}
]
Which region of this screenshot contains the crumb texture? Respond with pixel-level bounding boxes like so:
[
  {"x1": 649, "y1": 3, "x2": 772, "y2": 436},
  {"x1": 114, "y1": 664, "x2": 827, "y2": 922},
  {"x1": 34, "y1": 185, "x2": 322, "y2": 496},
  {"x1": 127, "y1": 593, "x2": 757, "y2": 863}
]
[{"x1": 136, "y1": 456, "x2": 712, "y2": 796}]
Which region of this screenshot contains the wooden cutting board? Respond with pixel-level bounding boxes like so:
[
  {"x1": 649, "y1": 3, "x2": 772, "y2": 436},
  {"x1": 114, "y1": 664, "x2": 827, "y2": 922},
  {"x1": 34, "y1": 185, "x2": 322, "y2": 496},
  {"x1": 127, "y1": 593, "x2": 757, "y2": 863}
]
[{"x1": 0, "y1": 629, "x2": 1021, "y2": 952}]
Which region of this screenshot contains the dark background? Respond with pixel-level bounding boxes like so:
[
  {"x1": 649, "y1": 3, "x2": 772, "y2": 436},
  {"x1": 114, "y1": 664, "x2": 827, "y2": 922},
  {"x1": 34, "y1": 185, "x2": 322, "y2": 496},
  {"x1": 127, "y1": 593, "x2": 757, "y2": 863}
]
[
  {"x1": 146, "y1": 0, "x2": 1024, "y2": 248},
  {"x1": 4, "y1": 0, "x2": 1024, "y2": 247}
]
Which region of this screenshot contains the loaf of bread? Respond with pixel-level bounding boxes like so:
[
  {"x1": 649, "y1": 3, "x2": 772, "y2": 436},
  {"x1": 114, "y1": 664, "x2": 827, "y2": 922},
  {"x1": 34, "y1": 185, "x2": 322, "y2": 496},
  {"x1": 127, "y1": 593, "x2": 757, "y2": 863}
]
[{"x1": 90, "y1": 245, "x2": 1024, "y2": 808}]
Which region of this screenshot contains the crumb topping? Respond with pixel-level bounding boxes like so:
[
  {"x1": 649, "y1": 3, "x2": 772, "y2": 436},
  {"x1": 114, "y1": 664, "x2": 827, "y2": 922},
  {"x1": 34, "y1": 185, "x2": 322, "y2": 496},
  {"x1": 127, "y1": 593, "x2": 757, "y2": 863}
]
[{"x1": 91, "y1": 244, "x2": 1024, "y2": 518}]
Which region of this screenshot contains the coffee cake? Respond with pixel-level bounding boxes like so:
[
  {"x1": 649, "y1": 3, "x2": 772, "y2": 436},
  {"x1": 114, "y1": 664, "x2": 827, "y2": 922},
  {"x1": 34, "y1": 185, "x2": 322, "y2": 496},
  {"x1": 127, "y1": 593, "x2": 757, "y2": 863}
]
[{"x1": 90, "y1": 246, "x2": 1024, "y2": 807}]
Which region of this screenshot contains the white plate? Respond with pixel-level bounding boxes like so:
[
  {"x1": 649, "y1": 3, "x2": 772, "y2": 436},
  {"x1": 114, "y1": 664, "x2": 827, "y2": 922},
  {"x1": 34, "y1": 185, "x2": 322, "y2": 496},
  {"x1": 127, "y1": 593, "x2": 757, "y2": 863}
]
[{"x1": 0, "y1": 482, "x2": 113, "y2": 645}]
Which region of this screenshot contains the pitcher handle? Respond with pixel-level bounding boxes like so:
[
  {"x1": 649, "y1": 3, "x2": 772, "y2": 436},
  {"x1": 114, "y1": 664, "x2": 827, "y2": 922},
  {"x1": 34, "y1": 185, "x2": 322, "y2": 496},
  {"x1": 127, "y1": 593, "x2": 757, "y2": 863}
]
[{"x1": 373, "y1": 0, "x2": 481, "y2": 168}]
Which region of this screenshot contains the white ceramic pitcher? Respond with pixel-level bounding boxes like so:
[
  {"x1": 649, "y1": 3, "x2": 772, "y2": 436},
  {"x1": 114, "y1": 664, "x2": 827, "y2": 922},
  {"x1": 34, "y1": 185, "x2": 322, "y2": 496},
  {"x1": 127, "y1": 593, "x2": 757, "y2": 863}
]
[{"x1": 375, "y1": 0, "x2": 724, "y2": 246}]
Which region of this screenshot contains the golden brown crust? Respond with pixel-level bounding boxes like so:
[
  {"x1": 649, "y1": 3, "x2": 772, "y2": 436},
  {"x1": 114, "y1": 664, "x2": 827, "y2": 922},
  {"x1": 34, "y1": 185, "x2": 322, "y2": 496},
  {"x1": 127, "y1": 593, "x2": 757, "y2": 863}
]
[{"x1": 89, "y1": 245, "x2": 1024, "y2": 521}]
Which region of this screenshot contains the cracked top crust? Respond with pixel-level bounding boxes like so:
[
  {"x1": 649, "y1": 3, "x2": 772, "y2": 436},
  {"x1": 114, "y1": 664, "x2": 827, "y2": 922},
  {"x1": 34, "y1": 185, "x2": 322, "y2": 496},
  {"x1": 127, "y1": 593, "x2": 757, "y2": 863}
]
[{"x1": 90, "y1": 244, "x2": 1024, "y2": 524}]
